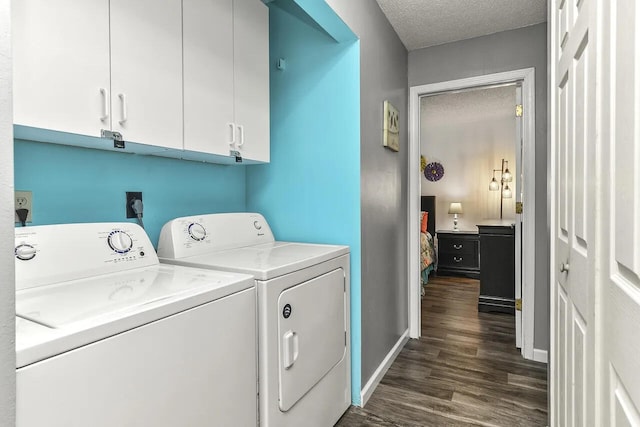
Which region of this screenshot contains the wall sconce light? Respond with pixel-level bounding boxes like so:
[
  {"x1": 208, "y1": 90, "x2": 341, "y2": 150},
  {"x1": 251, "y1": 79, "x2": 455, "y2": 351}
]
[
  {"x1": 489, "y1": 158, "x2": 513, "y2": 219},
  {"x1": 448, "y1": 202, "x2": 463, "y2": 231}
]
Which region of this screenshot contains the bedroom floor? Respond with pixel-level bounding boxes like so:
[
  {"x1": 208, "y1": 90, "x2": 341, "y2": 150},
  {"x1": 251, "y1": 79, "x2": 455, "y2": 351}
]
[{"x1": 336, "y1": 275, "x2": 548, "y2": 426}]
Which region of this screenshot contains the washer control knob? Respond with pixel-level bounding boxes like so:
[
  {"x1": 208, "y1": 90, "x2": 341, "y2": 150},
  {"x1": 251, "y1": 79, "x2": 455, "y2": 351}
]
[
  {"x1": 188, "y1": 223, "x2": 207, "y2": 241},
  {"x1": 15, "y1": 244, "x2": 36, "y2": 261},
  {"x1": 253, "y1": 220, "x2": 262, "y2": 230},
  {"x1": 108, "y1": 230, "x2": 133, "y2": 254}
]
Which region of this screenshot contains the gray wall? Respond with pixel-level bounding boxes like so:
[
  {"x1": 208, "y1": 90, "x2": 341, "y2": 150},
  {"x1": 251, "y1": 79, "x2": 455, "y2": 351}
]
[
  {"x1": 409, "y1": 23, "x2": 549, "y2": 351},
  {"x1": 0, "y1": 0, "x2": 16, "y2": 424},
  {"x1": 325, "y1": 0, "x2": 410, "y2": 386}
]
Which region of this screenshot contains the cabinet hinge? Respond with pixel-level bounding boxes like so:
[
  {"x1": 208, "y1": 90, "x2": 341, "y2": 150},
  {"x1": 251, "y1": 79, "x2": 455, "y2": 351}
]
[
  {"x1": 515, "y1": 298, "x2": 522, "y2": 311},
  {"x1": 515, "y1": 202, "x2": 523, "y2": 214},
  {"x1": 101, "y1": 129, "x2": 125, "y2": 149},
  {"x1": 515, "y1": 104, "x2": 523, "y2": 117}
]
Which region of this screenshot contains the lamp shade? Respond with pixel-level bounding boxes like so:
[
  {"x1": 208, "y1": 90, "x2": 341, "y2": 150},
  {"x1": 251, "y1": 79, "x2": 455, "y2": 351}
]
[
  {"x1": 502, "y1": 185, "x2": 512, "y2": 199},
  {"x1": 489, "y1": 178, "x2": 500, "y2": 191},
  {"x1": 502, "y1": 161, "x2": 513, "y2": 182},
  {"x1": 448, "y1": 202, "x2": 463, "y2": 214}
]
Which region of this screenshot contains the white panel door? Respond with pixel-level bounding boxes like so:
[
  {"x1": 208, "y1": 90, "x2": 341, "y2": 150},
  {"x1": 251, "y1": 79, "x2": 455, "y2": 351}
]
[
  {"x1": 550, "y1": 0, "x2": 596, "y2": 425},
  {"x1": 183, "y1": 0, "x2": 235, "y2": 156},
  {"x1": 233, "y1": 0, "x2": 270, "y2": 162},
  {"x1": 598, "y1": 0, "x2": 640, "y2": 424},
  {"x1": 12, "y1": 0, "x2": 110, "y2": 136},
  {"x1": 514, "y1": 84, "x2": 523, "y2": 349},
  {"x1": 552, "y1": 0, "x2": 640, "y2": 425},
  {"x1": 110, "y1": 0, "x2": 183, "y2": 149}
]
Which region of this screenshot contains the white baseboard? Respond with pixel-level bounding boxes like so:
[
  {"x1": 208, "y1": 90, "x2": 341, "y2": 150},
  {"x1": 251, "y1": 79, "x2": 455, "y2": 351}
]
[
  {"x1": 359, "y1": 329, "x2": 409, "y2": 407},
  {"x1": 533, "y1": 348, "x2": 548, "y2": 364}
]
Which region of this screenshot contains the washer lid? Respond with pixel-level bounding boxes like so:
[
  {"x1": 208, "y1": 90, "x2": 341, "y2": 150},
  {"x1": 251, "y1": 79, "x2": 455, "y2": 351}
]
[
  {"x1": 160, "y1": 242, "x2": 349, "y2": 280},
  {"x1": 15, "y1": 316, "x2": 55, "y2": 348},
  {"x1": 16, "y1": 264, "x2": 253, "y2": 329},
  {"x1": 15, "y1": 264, "x2": 254, "y2": 367}
]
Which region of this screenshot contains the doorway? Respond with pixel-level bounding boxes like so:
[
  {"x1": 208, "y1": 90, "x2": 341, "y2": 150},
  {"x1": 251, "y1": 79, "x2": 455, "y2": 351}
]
[{"x1": 408, "y1": 68, "x2": 537, "y2": 360}]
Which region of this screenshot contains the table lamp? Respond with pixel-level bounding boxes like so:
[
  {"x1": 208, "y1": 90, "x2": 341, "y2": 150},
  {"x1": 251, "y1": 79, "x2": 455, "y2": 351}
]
[{"x1": 448, "y1": 202, "x2": 463, "y2": 231}]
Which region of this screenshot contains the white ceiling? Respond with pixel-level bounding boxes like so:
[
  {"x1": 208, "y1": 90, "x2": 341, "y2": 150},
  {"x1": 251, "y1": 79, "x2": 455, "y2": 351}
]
[
  {"x1": 375, "y1": 0, "x2": 547, "y2": 51},
  {"x1": 421, "y1": 85, "x2": 516, "y2": 127}
]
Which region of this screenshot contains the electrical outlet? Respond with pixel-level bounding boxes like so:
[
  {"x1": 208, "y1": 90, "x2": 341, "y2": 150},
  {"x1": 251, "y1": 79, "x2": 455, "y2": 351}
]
[
  {"x1": 15, "y1": 190, "x2": 33, "y2": 223},
  {"x1": 126, "y1": 191, "x2": 143, "y2": 219}
]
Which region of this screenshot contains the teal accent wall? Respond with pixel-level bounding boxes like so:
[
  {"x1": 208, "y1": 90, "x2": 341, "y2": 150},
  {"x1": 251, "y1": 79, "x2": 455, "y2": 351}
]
[
  {"x1": 14, "y1": 139, "x2": 246, "y2": 246},
  {"x1": 246, "y1": 3, "x2": 362, "y2": 404}
]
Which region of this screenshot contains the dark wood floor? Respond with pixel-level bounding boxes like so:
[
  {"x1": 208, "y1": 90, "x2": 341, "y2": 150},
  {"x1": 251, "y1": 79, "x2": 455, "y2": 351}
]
[{"x1": 336, "y1": 275, "x2": 548, "y2": 426}]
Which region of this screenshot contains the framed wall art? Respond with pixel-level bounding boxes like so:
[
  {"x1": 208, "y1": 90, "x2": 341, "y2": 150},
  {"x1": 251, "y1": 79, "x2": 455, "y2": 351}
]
[{"x1": 383, "y1": 100, "x2": 399, "y2": 152}]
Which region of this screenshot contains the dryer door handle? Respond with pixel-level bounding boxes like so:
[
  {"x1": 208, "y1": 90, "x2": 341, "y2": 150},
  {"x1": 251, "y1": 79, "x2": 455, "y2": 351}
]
[{"x1": 283, "y1": 330, "x2": 299, "y2": 370}]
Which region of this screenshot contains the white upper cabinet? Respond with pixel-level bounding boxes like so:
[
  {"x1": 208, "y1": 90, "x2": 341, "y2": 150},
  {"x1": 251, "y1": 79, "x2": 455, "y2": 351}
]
[
  {"x1": 12, "y1": 0, "x2": 269, "y2": 163},
  {"x1": 233, "y1": 0, "x2": 270, "y2": 163},
  {"x1": 183, "y1": 0, "x2": 235, "y2": 157},
  {"x1": 12, "y1": 0, "x2": 111, "y2": 137},
  {"x1": 183, "y1": 0, "x2": 270, "y2": 162},
  {"x1": 110, "y1": 0, "x2": 184, "y2": 150}
]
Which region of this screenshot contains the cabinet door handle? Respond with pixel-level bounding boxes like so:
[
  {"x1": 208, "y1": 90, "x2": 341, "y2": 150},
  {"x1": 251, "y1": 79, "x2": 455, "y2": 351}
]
[
  {"x1": 237, "y1": 125, "x2": 245, "y2": 147},
  {"x1": 453, "y1": 256, "x2": 463, "y2": 263},
  {"x1": 227, "y1": 123, "x2": 236, "y2": 145},
  {"x1": 118, "y1": 93, "x2": 127, "y2": 125},
  {"x1": 453, "y1": 244, "x2": 463, "y2": 250},
  {"x1": 100, "y1": 88, "x2": 109, "y2": 122}
]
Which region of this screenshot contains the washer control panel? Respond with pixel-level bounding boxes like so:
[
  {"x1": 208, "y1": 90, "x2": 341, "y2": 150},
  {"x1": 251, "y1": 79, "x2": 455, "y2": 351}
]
[{"x1": 15, "y1": 222, "x2": 158, "y2": 291}]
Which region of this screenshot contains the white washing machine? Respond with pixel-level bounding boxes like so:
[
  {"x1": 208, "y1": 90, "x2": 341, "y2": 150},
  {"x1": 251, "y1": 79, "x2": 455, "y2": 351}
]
[
  {"x1": 157, "y1": 213, "x2": 351, "y2": 427},
  {"x1": 14, "y1": 222, "x2": 258, "y2": 427}
]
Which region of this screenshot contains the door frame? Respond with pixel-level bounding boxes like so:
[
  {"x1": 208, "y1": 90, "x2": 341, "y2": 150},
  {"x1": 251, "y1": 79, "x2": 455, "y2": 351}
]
[{"x1": 408, "y1": 68, "x2": 537, "y2": 360}]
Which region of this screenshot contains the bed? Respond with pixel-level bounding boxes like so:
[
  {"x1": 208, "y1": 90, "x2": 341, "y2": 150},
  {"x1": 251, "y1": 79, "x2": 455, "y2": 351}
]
[{"x1": 420, "y1": 196, "x2": 437, "y2": 294}]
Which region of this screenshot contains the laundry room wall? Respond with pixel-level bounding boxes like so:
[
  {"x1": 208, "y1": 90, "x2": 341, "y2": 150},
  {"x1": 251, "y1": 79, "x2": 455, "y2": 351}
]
[
  {"x1": 408, "y1": 23, "x2": 549, "y2": 353},
  {"x1": 323, "y1": 0, "x2": 409, "y2": 403},
  {"x1": 13, "y1": 139, "x2": 247, "y2": 246},
  {"x1": 245, "y1": 1, "x2": 362, "y2": 404},
  {"x1": 0, "y1": 0, "x2": 16, "y2": 423}
]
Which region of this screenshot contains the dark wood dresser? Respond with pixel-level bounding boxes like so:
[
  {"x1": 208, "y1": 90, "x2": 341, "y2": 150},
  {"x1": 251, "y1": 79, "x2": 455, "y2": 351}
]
[
  {"x1": 477, "y1": 223, "x2": 515, "y2": 313},
  {"x1": 436, "y1": 231, "x2": 480, "y2": 279}
]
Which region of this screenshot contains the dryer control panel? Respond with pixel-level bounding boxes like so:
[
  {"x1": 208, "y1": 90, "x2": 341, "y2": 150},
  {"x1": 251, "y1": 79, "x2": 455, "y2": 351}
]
[
  {"x1": 15, "y1": 222, "x2": 158, "y2": 291},
  {"x1": 157, "y1": 213, "x2": 275, "y2": 259}
]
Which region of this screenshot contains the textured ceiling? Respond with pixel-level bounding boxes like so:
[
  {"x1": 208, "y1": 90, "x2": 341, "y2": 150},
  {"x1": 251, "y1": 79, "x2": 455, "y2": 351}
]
[
  {"x1": 375, "y1": 0, "x2": 547, "y2": 51},
  {"x1": 421, "y1": 85, "x2": 516, "y2": 127}
]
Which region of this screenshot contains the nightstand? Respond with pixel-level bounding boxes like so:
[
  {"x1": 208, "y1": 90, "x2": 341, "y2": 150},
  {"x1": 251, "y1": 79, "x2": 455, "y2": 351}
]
[{"x1": 436, "y1": 230, "x2": 480, "y2": 278}]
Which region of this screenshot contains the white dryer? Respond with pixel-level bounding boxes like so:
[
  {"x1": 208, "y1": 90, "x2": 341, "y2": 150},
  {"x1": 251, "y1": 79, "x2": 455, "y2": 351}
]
[
  {"x1": 157, "y1": 213, "x2": 351, "y2": 427},
  {"x1": 15, "y1": 223, "x2": 257, "y2": 427}
]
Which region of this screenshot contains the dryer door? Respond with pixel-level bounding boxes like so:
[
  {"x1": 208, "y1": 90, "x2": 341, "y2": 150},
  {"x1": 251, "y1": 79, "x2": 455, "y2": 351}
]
[{"x1": 277, "y1": 268, "x2": 346, "y2": 412}]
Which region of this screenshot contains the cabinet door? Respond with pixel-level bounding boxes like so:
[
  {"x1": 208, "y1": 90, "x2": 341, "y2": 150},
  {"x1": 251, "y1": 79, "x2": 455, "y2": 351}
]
[
  {"x1": 12, "y1": 0, "x2": 110, "y2": 136},
  {"x1": 233, "y1": 0, "x2": 270, "y2": 162},
  {"x1": 183, "y1": 0, "x2": 235, "y2": 156},
  {"x1": 479, "y1": 233, "x2": 515, "y2": 299},
  {"x1": 110, "y1": 0, "x2": 183, "y2": 149}
]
